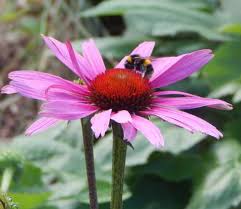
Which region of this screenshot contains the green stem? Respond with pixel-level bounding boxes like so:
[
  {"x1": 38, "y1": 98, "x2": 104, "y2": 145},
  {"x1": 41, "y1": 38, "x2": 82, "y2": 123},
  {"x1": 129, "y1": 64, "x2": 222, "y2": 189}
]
[
  {"x1": 111, "y1": 122, "x2": 127, "y2": 209},
  {"x1": 1, "y1": 167, "x2": 14, "y2": 193},
  {"x1": 81, "y1": 118, "x2": 99, "y2": 209}
]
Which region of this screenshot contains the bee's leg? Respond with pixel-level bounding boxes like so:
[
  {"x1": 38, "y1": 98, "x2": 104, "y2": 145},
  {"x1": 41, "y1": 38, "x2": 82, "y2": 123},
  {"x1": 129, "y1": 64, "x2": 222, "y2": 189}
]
[
  {"x1": 144, "y1": 65, "x2": 154, "y2": 79},
  {"x1": 134, "y1": 60, "x2": 143, "y2": 74},
  {"x1": 124, "y1": 62, "x2": 134, "y2": 69},
  {"x1": 138, "y1": 65, "x2": 146, "y2": 77}
]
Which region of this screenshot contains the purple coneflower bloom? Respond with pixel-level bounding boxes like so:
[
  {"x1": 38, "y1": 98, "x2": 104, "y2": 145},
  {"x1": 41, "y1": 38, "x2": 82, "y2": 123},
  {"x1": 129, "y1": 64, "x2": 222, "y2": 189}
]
[{"x1": 1, "y1": 36, "x2": 232, "y2": 147}]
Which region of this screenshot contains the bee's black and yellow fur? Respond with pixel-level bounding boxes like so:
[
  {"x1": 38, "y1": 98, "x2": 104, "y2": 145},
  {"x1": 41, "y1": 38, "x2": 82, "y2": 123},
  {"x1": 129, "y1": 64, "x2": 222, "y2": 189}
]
[{"x1": 124, "y1": 54, "x2": 154, "y2": 79}]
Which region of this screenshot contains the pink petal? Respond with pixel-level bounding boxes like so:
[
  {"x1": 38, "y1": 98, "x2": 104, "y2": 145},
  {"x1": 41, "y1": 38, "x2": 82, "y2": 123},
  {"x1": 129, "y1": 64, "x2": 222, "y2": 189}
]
[
  {"x1": 143, "y1": 107, "x2": 223, "y2": 139},
  {"x1": 115, "y1": 41, "x2": 155, "y2": 68},
  {"x1": 111, "y1": 110, "x2": 132, "y2": 123},
  {"x1": 153, "y1": 90, "x2": 194, "y2": 97},
  {"x1": 121, "y1": 122, "x2": 137, "y2": 142},
  {"x1": 42, "y1": 35, "x2": 81, "y2": 76},
  {"x1": 130, "y1": 41, "x2": 155, "y2": 57},
  {"x1": 42, "y1": 35, "x2": 94, "y2": 81},
  {"x1": 82, "y1": 39, "x2": 106, "y2": 78},
  {"x1": 142, "y1": 110, "x2": 194, "y2": 133},
  {"x1": 40, "y1": 101, "x2": 98, "y2": 120},
  {"x1": 1, "y1": 85, "x2": 17, "y2": 94},
  {"x1": 65, "y1": 41, "x2": 90, "y2": 84},
  {"x1": 91, "y1": 109, "x2": 112, "y2": 138},
  {"x1": 110, "y1": 111, "x2": 135, "y2": 141},
  {"x1": 152, "y1": 95, "x2": 232, "y2": 110},
  {"x1": 7, "y1": 70, "x2": 87, "y2": 101},
  {"x1": 46, "y1": 85, "x2": 90, "y2": 103},
  {"x1": 130, "y1": 115, "x2": 164, "y2": 147},
  {"x1": 25, "y1": 117, "x2": 61, "y2": 136},
  {"x1": 150, "y1": 49, "x2": 214, "y2": 88}
]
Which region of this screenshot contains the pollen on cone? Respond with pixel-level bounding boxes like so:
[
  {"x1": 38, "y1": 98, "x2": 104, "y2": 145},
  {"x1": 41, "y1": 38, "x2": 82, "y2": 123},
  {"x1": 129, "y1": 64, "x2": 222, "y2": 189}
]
[{"x1": 89, "y1": 68, "x2": 153, "y2": 112}]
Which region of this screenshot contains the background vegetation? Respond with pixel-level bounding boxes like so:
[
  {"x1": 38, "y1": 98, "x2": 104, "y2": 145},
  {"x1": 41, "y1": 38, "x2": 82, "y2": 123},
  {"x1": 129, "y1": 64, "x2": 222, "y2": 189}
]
[{"x1": 0, "y1": 0, "x2": 241, "y2": 208}]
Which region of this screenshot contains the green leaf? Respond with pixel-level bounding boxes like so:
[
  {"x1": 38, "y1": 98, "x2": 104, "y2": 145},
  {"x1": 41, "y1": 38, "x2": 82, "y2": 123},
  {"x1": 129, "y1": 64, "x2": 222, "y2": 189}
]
[
  {"x1": 124, "y1": 177, "x2": 189, "y2": 209},
  {"x1": 233, "y1": 88, "x2": 241, "y2": 103},
  {"x1": 94, "y1": 134, "x2": 156, "y2": 171},
  {"x1": 219, "y1": 0, "x2": 241, "y2": 23},
  {"x1": 73, "y1": 35, "x2": 149, "y2": 59},
  {"x1": 220, "y1": 24, "x2": 241, "y2": 36},
  {"x1": 82, "y1": 0, "x2": 208, "y2": 17},
  {"x1": 6, "y1": 119, "x2": 205, "y2": 206},
  {"x1": 224, "y1": 120, "x2": 241, "y2": 143},
  {"x1": 12, "y1": 163, "x2": 45, "y2": 193},
  {"x1": 95, "y1": 119, "x2": 205, "y2": 172},
  {"x1": 80, "y1": 180, "x2": 131, "y2": 203},
  {"x1": 157, "y1": 121, "x2": 205, "y2": 154},
  {"x1": 132, "y1": 153, "x2": 203, "y2": 181},
  {"x1": 187, "y1": 139, "x2": 241, "y2": 209},
  {"x1": 0, "y1": 9, "x2": 26, "y2": 23},
  {"x1": 204, "y1": 41, "x2": 241, "y2": 103},
  {"x1": 124, "y1": 10, "x2": 228, "y2": 41},
  {"x1": 203, "y1": 41, "x2": 241, "y2": 89},
  {"x1": 82, "y1": 0, "x2": 229, "y2": 41},
  {"x1": 10, "y1": 192, "x2": 50, "y2": 209},
  {"x1": 10, "y1": 122, "x2": 82, "y2": 164},
  {"x1": 209, "y1": 82, "x2": 240, "y2": 98}
]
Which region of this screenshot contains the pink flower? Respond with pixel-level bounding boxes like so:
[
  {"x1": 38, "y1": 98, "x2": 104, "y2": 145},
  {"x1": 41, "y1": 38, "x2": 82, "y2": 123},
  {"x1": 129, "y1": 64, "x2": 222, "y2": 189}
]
[{"x1": 1, "y1": 36, "x2": 232, "y2": 147}]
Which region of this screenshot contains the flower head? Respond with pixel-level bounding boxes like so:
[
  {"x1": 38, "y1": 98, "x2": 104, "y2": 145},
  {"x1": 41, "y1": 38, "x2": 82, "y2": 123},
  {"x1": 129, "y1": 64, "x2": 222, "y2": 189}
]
[
  {"x1": 89, "y1": 68, "x2": 153, "y2": 112},
  {"x1": 1, "y1": 36, "x2": 232, "y2": 147}
]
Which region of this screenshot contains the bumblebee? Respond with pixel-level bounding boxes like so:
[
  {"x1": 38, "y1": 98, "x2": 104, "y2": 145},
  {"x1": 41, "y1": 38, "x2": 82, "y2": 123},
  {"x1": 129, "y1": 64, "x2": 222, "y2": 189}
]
[{"x1": 124, "y1": 54, "x2": 154, "y2": 79}]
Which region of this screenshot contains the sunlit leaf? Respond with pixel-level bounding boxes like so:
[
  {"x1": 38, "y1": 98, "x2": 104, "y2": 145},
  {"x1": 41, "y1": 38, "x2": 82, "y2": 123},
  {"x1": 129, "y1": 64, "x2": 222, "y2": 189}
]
[
  {"x1": 10, "y1": 192, "x2": 50, "y2": 209},
  {"x1": 132, "y1": 153, "x2": 203, "y2": 181},
  {"x1": 73, "y1": 35, "x2": 150, "y2": 60},
  {"x1": 187, "y1": 139, "x2": 241, "y2": 209}
]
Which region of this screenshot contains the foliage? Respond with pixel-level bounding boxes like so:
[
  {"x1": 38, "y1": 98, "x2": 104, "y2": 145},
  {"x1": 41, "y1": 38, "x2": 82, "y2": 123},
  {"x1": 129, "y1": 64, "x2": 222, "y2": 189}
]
[{"x1": 1, "y1": 0, "x2": 241, "y2": 209}]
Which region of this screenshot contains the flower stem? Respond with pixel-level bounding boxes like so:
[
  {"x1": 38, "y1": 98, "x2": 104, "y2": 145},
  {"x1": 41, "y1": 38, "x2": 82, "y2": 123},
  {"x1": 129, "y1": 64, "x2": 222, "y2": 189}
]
[
  {"x1": 81, "y1": 118, "x2": 99, "y2": 209},
  {"x1": 111, "y1": 122, "x2": 127, "y2": 209},
  {"x1": 1, "y1": 167, "x2": 14, "y2": 193}
]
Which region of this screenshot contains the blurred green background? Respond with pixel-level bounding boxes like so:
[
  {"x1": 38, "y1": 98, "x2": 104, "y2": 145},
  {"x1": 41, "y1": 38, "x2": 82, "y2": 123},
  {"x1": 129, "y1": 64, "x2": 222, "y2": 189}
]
[{"x1": 0, "y1": 0, "x2": 241, "y2": 209}]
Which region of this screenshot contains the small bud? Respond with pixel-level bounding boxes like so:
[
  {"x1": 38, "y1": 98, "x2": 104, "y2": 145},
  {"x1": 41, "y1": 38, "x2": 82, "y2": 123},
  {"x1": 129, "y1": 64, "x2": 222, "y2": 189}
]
[{"x1": 0, "y1": 192, "x2": 18, "y2": 209}]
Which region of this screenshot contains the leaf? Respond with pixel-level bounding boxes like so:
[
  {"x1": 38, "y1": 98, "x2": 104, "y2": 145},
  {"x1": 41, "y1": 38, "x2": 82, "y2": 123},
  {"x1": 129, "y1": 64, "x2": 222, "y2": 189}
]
[
  {"x1": 82, "y1": 0, "x2": 229, "y2": 41},
  {"x1": 10, "y1": 122, "x2": 79, "y2": 163},
  {"x1": 157, "y1": 121, "x2": 205, "y2": 154},
  {"x1": 6, "y1": 119, "x2": 205, "y2": 205},
  {"x1": 81, "y1": 0, "x2": 209, "y2": 17},
  {"x1": 233, "y1": 88, "x2": 241, "y2": 103},
  {"x1": 12, "y1": 163, "x2": 46, "y2": 193},
  {"x1": 0, "y1": 9, "x2": 26, "y2": 23},
  {"x1": 124, "y1": 10, "x2": 228, "y2": 41},
  {"x1": 128, "y1": 119, "x2": 205, "y2": 156},
  {"x1": 132, "y1": 152, "x2": 203, "y2": 181},
  {"x1": 94, "y1": 134, "x2": 156, "y2": 171},
  {"x1": 220, "y1": 24, "x2": 241, "y2": 36},
  {"x1": 73, "y1": 35, "x2": 150, "y2": 59},
  {"x1": 203, "y1": 41, "x2": 241, "y2": 89},
  {"x1": 208, "y1": 82, "x2": 240, "y2": 98},
  {"x1": 219, "y1": 0, "x2": 241, "y2": 23},
  {"x1": 124, "y1": 177, "x2": 190, "y2": 209},
  {"x1": 95, "y1": 119, "x2": 205, "y2": 173},
  {"x1": 10, "y1": 192, "x2": 50, "y2": 209},
  {"x1": 224, "y1": 119, "x2": 241, "y2": 142},
  {"x1": 204, "y1": 41, "x2": 241, "y2": 103},
  {"x1": 80, "y1": 180, "x2": 131, "y2": 203},
  {"x1": 50, "y1": 178, "x2": 130, "y2": 204},
  {"x1": 186, "y1": 139, "x2": 241, "y2": 209}
]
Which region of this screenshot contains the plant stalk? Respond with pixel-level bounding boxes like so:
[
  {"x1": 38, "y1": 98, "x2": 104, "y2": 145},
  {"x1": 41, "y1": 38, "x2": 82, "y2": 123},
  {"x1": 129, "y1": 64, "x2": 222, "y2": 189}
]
[
  {"x1": 81, "y1": 118, "x2": 99, "y2": 209},
  {"x1": 1, "y1": 167, "x2": 14, "y2": 193},
  {"x1": 110, "y1": 122, "x2": 127, "y2": 209}
]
